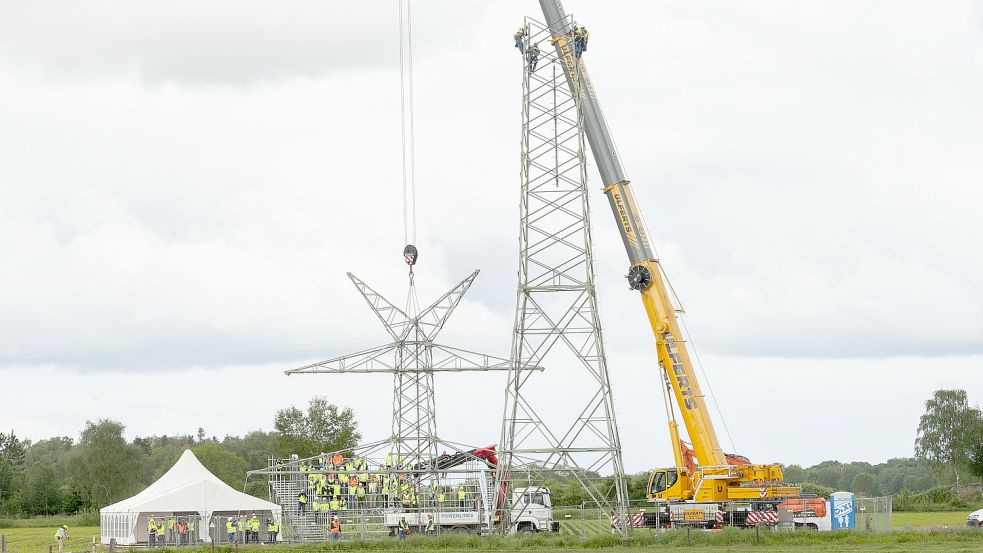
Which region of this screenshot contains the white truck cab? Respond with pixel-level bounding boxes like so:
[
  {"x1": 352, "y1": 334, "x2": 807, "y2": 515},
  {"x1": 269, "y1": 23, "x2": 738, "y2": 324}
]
[
  {"x1": 510, "y1": 487, "x2": 559, "y2": 533},
  {"x1": 968, "y1": 508, "x2": 983, "y2": 528}
]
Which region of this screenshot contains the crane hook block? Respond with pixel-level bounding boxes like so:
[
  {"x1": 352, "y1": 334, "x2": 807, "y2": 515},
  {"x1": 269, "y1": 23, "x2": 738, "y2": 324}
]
[
  {"x1": 626, "y1": 265, "x2": 652, "y2": 291},
  {"x1": 403, "y1": 244, "x2": 419, "y2": 266}
]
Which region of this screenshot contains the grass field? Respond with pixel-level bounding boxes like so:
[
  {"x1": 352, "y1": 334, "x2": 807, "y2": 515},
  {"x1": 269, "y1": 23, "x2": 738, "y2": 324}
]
[
  {"x1": 892, "y1": 511, "x2": 971, "y2": 527},
  {"x1": 0, "y1": 526, "x2": 100, "y2": 553},
  {"x1": 1, "y1": 519, "x2": 980, "y2": 553}
]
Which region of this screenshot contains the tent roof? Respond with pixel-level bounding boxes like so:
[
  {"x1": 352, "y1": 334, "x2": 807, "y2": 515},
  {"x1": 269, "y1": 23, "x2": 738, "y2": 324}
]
[{"x1": 100, "y1": 449, "x2": 279, "y2": 514}]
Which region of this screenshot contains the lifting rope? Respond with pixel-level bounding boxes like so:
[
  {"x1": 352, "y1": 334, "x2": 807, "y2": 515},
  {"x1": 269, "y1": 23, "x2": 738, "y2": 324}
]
[
  {"x1": 397, "y1": 0, "x2": 420, "y2": 316},
  {"x1": 398, "y1": 0, "x2": 418, "y2": 269}
]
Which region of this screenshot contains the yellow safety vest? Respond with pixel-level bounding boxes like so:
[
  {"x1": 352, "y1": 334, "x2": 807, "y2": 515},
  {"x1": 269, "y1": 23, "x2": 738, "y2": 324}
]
[
  {"x1": 226, "y1": 521, "x2": 235, "y2": 533},
  {"x1": 148, "y1": 521, "x2": 157, "y2": 533},
  {"x1": 268, "y1": 522, "x2": 279, "y2": 533},
  {"x1": 458, "y1": 489, "x2": 466, "y2": 500}
]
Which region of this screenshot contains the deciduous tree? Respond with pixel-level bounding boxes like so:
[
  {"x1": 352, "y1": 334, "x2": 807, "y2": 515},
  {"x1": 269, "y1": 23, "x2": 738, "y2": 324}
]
[
  {"x1": 914, "y1": 389, "x2": 982, "y2": 486},
  {"x1": 272, "y1": 396, "x2": 360, "y2": 457},
  {"x1": 71, "y1": 419, "x2": 142, "y2": 507}
]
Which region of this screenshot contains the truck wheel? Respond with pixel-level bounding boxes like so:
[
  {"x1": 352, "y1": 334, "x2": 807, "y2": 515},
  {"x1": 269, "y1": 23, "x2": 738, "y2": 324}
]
[
  {"x1": 448, "y1": 526, "x2": 470, "y2": 534},
  {"x1": 517, "y1": 525, "x2": 535, "y2": 534}
]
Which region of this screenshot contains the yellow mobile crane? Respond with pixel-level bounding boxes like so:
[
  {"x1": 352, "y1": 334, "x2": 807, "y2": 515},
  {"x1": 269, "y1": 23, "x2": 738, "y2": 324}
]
[{"x1": 535, "y1": 0, "x2": 799, "y2": 521}]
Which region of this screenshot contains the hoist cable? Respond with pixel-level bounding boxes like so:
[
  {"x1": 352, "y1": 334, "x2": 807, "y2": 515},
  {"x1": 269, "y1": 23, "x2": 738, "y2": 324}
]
[
  {"x1": 678, "y1": 315, "x2": 738, "y2": 454},
  {"x1": 398, "y1": 0, "x2": 417, "y2": 247}
]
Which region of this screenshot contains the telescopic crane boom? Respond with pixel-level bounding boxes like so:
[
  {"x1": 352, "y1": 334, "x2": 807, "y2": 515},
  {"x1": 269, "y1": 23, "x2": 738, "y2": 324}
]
[{"x1": 536, "y1": 0, "x2": 797, "y2": 504}]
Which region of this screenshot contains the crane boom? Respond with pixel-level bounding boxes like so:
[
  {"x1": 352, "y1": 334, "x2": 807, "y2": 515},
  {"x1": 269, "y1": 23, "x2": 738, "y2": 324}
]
[{"x1": 537, "y1": 0, "x2": 727, "y2": 468}]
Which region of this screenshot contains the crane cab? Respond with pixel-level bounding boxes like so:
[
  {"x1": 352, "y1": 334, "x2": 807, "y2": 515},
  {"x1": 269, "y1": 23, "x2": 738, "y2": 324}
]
[{"x1": 646, "y1": 468, "x2": 691, "y2": 501}]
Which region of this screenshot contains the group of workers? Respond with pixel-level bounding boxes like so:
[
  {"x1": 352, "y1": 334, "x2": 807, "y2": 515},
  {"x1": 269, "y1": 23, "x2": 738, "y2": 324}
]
[
  {"x1": 223, "y1": 514, "x2": 279, "y2": 544},
  {"x1": 146, "y1": 516, "x2": 198, "y2": 547},
  {"x1": 513, "y1": 23, "x2": 589, "y2": 72},
  {"x1": 394, "y1": 514, "x2": 436, "y2": 539},
  {"x1": 277, "y1": 452, "x2": 475, "y2": 540},
  {"x1": 290, "y1": 453, "x2": 472, "y2": 519}
]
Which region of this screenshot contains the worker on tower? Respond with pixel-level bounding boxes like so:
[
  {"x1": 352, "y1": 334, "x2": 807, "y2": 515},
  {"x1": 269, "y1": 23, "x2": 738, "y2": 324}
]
[
  {"x1": 514, "y1": 25, "x2": 527, "y2": 54},
  {"x1": 526, "y1": 43, "x2": 541, "y2": 72},
  {"x1": 298, "y1": 490, "x2": 308, "y2": 514},
  {"x1": 574, "y1": 26, "x2": 589, "y2": 58},
  {"x1": 457, "y1": 485, "x2": 466, "y2": 508}
]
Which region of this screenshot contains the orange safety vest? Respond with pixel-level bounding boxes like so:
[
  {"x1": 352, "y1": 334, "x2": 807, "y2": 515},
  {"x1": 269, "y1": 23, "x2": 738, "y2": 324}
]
[{"x1": 329, "y1": 520, "x2": 341, "y2": 534}]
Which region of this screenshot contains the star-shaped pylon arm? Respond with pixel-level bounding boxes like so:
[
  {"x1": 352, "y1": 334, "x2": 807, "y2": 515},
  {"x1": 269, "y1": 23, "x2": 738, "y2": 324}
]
[
  {"x1": 286, "y1": 269, "x2": 543, "y2": 376},
  {"x1": 285, "y1": 343, "x2": 543, "y2": 375}
]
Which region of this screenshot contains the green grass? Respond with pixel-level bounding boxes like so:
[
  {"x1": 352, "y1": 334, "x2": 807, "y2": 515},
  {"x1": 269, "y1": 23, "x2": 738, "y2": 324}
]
[
  {"x1": 0, "y1": 526, "x2": 100, "y2": 553},
  {"x1": 2, "y1": 521, "x2": 980, "y2": 553},
  {"x1": 892, "y1": 511, "x2": 972, "y2": 527}
]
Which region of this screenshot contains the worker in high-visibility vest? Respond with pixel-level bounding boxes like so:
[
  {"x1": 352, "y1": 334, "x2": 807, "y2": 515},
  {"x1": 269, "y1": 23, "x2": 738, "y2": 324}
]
[
  {"x1": 176, "y1": 518, "x2": 187, "y2": 547},
  {"x1": 458, "y1": 486, "x2": 467, "y2": 509},
  {"x1": 188, "y1": 517, "x2": 197, "y2": 545},
  {"x1": 167, "y1": 517, "x2": 176, "y2": 545},
  {"x1": 147, "y1": 518, "x2": 158, "y2": 547},
  {"x1": 267, "y1": 519, "x2": 279, "y2": 543},
  {"x1": 514, "y1": 25, "x2": 527, "y2": 55},
  {"x1": 526, "y1": 43, "x2": 541, "y2": 72},
  {"x1": 329, "y1": 515, "x2": 341, "y2": 541},
  {"x1": 368, "y1": 476, "x2": 379, "y2": 507},
  {"x1": 54, "y1": 524, "x2": 69, "y2": 553},
  {"x1": 425, "y1": 515, "x2": 436, "y2": 536},
  {"x1": 397, "y1": 517, "x2": 410, "y2": 540},
  {"x1": 250, "y1": 514, "x2": 261, "y2": 543},
  {"x1": 226, "y1": 518, "x2": 237, "y2": 543},
  {"x1": 573, "y1": 26, "x2": 588, "y2": 58}
]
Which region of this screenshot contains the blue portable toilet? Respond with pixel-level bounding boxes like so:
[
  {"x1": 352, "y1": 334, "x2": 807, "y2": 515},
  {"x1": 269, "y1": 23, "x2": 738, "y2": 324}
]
[{"x1": 829, "y1": 491, "x2": 856, "y2": 530}]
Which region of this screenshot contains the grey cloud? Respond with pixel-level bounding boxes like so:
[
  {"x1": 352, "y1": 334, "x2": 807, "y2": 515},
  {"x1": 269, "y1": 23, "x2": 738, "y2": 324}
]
[
  {"x1": 0, "y1": 0, "x2": 486, "y2": 86},
  {"x1": 1, "y1": 0, "x2": 981, "y2": 373}
]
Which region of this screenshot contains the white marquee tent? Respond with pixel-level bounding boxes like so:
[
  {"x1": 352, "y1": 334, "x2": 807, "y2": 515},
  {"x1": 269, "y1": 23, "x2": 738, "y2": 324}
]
[{"x1": 100, "y1": 449, "x2": 281, "y2": 545}]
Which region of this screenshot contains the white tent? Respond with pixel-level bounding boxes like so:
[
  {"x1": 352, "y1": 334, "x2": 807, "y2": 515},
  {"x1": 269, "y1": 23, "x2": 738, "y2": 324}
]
[{"x1": 100, "y1": 449, "x2": 281, "y2": 545}]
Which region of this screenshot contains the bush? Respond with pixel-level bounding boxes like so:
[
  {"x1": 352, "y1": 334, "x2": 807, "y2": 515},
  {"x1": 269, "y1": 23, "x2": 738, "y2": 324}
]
[
  {"x1": 894, "y1": 485, "x2": 976, "y2": 512},
  {"x1": 799, "y1": 482, "x2": 833, "y2": 498}
]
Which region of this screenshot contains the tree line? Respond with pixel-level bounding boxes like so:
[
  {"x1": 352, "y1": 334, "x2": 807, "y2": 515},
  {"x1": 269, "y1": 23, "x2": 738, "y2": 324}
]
[
  {"x1": 1, "y1": 389, "x2": 979, "y2": 516},
  {"x1": 0, "y1": 397, "x2": 359, "y2": 516}
]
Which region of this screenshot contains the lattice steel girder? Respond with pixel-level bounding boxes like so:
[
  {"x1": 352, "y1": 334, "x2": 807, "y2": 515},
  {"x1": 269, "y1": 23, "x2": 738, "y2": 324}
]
[{"x1": 498, "y1": 13, "x2": 629, "y2": 538}]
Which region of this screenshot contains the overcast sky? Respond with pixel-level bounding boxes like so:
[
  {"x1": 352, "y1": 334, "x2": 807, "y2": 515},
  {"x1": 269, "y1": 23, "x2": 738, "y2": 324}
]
[{"x1": 1, "y1": 0, "x2": 982, "y2": 473}]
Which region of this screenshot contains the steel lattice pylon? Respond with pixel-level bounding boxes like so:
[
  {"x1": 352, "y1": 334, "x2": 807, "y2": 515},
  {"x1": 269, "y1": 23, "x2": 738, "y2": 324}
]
[
  {"x1": 287, "y1": 270, "x2": 530, "y2": 469},
  {"x1": 497, "y1": 15, "x2": 630, "y2": 537}
]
